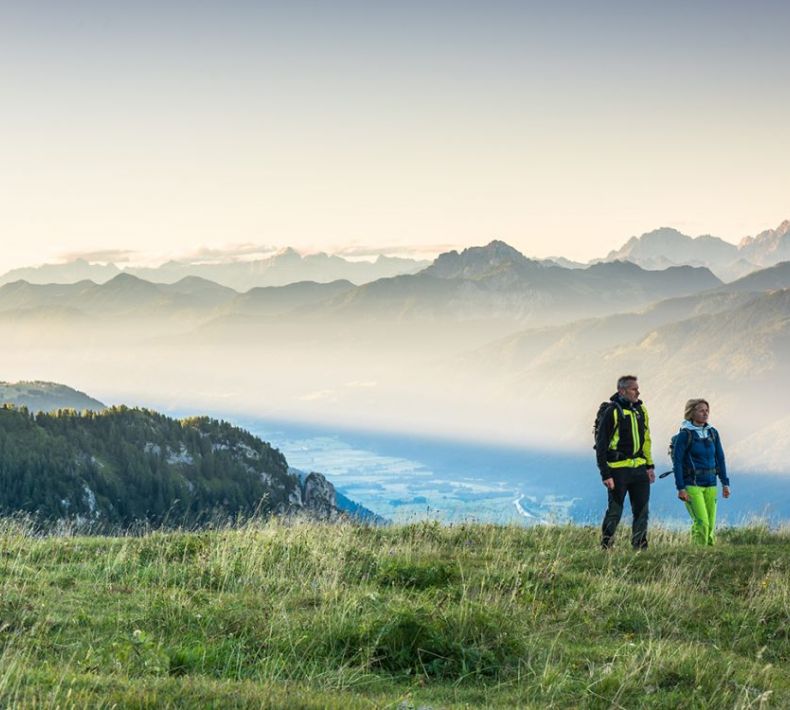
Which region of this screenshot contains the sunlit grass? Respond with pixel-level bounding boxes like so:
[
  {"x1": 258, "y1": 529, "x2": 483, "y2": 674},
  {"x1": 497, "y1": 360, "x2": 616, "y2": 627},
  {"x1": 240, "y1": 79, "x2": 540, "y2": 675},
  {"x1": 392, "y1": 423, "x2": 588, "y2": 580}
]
[{"x1": 0, "y1": 519, "x2": 787, "y2": 708}]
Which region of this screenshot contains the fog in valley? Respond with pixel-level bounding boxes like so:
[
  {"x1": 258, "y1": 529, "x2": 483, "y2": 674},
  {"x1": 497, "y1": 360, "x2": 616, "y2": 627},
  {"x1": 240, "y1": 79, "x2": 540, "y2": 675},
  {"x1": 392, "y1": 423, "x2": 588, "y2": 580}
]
[{"x1": 4, "y1": 238, "x2": 790, "y2": 475}]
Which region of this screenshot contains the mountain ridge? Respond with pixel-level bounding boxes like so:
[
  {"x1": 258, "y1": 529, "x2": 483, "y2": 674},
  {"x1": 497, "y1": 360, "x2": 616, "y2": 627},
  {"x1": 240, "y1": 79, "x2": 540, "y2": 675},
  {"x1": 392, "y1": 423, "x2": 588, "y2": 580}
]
[
  {"x1": 3, "y1": 219, "x2": 787, "y2": 290},
  {"x1": 602, "y1": 219, "x2": 790, "y2": 280},
  {"x1": 0, "y1": 251, "x2": 430, "y2": 291},
  {"x1": 0, "y1": 245, "x2": 724, "y2": 329},
  {"x1": 0, "y1": 404, "x2": 375, "y2": 527}
]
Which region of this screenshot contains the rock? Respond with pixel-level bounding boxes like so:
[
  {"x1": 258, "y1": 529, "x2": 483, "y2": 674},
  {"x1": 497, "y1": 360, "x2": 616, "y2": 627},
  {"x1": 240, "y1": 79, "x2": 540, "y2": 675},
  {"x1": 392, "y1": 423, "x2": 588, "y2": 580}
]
[{"x1": 300, "y1": 471, "x2": 344, "y2": 522}]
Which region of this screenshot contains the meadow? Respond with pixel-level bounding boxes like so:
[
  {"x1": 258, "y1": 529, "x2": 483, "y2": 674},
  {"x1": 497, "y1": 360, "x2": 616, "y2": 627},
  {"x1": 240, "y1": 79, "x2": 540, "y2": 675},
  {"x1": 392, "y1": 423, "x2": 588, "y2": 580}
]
[{"x1": 0, "y1": 518, "x2": 787, "y2": 708}]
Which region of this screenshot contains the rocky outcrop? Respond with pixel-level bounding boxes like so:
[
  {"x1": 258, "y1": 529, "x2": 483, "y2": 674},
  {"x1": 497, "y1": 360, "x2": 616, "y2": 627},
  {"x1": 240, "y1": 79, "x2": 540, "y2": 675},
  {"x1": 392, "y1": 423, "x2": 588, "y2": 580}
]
[
  {"x1": 288, "y1": 468, "x2": 345, "y2": 522},
  {"x1": 301, "y1": 472, "x2": 344, "y2": 521}
]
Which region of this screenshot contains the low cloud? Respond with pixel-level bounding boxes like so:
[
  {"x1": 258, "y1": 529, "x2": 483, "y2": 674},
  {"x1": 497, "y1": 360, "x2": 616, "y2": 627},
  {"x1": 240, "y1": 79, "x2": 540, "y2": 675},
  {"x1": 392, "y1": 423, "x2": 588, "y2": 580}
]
[
  {"x1": 60, "y1": 244, "x2": 283, "y2": 268},
  {"x1": 56, "y1": 242, "x2": 449, "y2": 269},
  {"x1": 176, "y1": 243, "x2": 280, "y2": 263},
  {"x1": 335, "y1": 244, "x2": 457, "y2": 260},
  {"x1": 57, "y1": 249, "x2": 137, "y2": 264}
]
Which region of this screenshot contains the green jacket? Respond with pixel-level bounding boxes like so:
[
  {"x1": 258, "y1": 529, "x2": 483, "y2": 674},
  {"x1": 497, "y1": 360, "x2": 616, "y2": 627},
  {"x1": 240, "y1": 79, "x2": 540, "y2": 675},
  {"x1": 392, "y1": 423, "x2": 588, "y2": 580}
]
[{"x1": 595, "y1": 394, "x2": 653, "y2": 478}]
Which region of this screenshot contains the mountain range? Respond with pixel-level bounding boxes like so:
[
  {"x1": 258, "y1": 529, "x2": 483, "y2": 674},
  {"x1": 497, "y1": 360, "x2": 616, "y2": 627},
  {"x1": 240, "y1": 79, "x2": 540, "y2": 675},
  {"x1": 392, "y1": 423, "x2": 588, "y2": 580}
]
[
  {"x1": 603, "y1": 219, "x2": 790, "y2": 280},
  {"x1": 2, "y1": 234, "x2": 789, "y2": 474},
  {"x1": 0, "y1": 242, "x2": 724, "y2": 333},
  {"x1": 0, "y1": 250, "x2": 429, "y2": 291},
  {"x1": 3, "y1": 219, "x2": 787, "y2": 290}
]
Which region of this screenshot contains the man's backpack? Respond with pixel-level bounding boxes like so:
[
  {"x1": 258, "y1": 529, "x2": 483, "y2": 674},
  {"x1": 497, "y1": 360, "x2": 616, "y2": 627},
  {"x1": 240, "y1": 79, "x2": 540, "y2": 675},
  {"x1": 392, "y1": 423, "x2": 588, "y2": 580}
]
[{"x1": 592, "y1": 401, "x2": 623, "y2": 450}]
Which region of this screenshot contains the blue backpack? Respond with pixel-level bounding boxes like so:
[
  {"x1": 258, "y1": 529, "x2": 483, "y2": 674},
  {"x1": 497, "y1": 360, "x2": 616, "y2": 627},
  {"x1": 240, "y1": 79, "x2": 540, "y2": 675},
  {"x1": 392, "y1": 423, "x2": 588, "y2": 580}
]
[{"x1": 665, "y1": 428, "x2": 718, "y2": 478}]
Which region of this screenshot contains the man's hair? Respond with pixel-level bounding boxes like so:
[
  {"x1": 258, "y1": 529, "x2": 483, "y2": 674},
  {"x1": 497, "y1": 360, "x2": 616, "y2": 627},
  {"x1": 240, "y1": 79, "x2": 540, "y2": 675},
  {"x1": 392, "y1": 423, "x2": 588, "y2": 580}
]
[
  {"x1": 617, "y1": 375, "x2": 638, "y2": 390},
  {"x1": 684, "y1": 398, "x2": 710, "y2": 422}
]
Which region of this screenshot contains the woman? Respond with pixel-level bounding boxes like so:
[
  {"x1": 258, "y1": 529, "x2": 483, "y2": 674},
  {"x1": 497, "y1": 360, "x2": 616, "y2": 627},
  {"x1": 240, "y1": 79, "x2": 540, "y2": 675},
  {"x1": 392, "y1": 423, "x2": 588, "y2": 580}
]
[{"x1": 672, "y1": 398, "x2": 730, "y2": 545}]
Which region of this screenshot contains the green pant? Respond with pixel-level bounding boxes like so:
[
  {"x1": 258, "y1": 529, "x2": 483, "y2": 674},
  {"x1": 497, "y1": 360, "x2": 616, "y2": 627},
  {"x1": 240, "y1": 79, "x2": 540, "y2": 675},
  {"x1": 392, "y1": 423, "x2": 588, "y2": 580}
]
[{"x1": 684, "y1": 485, "x2": 718, "y2": 545}]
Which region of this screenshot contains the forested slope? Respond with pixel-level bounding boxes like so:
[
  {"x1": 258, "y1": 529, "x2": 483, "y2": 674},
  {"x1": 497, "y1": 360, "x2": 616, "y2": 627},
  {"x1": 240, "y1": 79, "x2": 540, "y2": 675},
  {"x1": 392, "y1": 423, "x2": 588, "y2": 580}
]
[{"x1": 0, "y1": 406, "x2": 296, "y2": 527}]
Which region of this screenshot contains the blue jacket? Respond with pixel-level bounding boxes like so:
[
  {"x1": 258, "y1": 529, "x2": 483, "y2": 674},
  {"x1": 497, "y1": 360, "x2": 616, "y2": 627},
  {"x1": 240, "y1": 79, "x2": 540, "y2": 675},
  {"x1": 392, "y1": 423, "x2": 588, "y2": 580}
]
[{"x1": 672, "y1": 422, "x2": 729, "y2": 490}]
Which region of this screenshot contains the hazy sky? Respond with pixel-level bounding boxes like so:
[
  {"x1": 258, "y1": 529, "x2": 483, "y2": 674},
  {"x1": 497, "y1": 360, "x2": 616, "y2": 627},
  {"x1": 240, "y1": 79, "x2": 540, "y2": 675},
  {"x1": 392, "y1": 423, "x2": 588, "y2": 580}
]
[{"x1": 2, "y1": 0, "x2": 788, "y2": 270}]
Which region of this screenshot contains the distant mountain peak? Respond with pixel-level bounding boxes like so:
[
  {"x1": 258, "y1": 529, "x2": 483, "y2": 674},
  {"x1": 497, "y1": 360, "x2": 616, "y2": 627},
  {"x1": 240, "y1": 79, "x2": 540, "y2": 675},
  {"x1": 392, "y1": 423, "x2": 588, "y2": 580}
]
[
  {"x1": 604, "y1": 227, "x2": 739, "y2": 276},
  {"x1": 168, "y1": 275, "x2": 236, "y2": 293},
  {"x1": 274, "y1": 247, "x2": 302, "y2": 260},
  {"x1": 768, "y1": 219, "x2": 790, "y2": 236},
  {"x1": 481, "y1": 239, "x2": 527, "y2": 259},
  {"x1": 739, "y1": 219, "x2": 790, "y2": 247},
  {"x1": 641, "y1": 227, "x2": 686, "y2": 238},
  {"x1": 0, "y1": 259, "x2": 121, "y2": 288},
  {"x1": 174, "y1": 275, "x2": 212, "y2": 284},
  {"x1": 425, "y1": 240, "x2": 534, "y2": 280},
  {"x1": 104, "y1": 272, "x2": 153, "y2": 287},
  {"x1": 587, "y1": 259, "x2": 644, "y2": 273},
  {"x1": 735, "y1": 220, "x2": 790, "y2": 270}
]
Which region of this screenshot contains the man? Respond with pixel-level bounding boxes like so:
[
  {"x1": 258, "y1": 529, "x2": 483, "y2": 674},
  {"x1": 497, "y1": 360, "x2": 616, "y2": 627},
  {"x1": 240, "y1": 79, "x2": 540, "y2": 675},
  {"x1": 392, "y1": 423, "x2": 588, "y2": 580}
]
[{"x1": 596, "y1": 375, "x2": 655, "y2": 549}]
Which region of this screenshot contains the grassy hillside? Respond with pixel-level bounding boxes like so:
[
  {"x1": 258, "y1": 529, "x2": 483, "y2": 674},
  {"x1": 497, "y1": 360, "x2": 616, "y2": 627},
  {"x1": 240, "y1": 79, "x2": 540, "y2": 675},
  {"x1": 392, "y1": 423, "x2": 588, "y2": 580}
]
[
  {"x1": 0, "y1": 520, "x2": 787, "y2": 708},
  {"x1": 0, "y1": 380, "x2": 106, "y2": 413}
]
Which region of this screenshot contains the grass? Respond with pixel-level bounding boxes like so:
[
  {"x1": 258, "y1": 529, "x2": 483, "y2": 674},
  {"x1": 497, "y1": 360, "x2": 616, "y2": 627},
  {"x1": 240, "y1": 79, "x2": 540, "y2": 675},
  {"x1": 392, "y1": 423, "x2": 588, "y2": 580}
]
[{"x1": 0, "y1": 518, "x2": 788, "y2": 708}]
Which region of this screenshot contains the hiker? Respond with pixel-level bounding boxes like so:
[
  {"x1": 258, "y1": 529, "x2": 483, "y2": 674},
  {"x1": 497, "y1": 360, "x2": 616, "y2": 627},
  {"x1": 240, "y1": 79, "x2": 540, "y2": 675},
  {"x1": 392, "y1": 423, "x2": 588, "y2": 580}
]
[
  {"x1": 595, "y1": 375, "x2": 655, "y2": 549},
  {"x1": 672, "y1": 398, "x2": 730, "y2": 545}
]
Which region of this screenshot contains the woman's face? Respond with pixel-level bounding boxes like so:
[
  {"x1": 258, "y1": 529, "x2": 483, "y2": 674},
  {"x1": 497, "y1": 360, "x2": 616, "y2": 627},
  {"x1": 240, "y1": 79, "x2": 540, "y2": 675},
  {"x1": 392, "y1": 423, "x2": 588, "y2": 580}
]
[{"x1": 692, "y1": 402, "x2": 710, "y2": 426}]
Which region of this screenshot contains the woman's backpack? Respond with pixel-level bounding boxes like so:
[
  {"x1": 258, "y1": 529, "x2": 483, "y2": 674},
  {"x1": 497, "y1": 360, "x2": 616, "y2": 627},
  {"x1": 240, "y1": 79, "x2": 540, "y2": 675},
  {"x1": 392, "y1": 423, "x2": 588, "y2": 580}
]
[
  {"x1": 667, "y1": 427, "x2": 718, "y2": 474},
  {"x1": 667, "y1": 429, "x2": 692, "y2": 463}
]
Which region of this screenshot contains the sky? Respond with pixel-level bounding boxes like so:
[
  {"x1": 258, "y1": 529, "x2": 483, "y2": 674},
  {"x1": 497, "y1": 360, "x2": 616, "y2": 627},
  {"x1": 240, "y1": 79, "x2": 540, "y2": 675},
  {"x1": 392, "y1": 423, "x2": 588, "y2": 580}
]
[{"x1": 1, "y1": 0, "x2": 789, "y2": 271}]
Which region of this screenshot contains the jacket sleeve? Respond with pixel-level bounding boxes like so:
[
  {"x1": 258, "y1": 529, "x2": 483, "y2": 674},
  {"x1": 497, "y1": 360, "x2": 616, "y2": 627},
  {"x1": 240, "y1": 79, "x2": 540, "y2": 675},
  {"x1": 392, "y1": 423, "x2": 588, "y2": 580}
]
[
  {"x1": 595, "y1": 405, "x2": 616, "y2": 478},
  {"x1": 713, "y1": 428, "x2": 729, "y2": 486},
  {"x1": 673, "y1": 429, "x2": 689, "y2": 491},
  {"x1": 642, "y1": 405, "x2": 653, "y2": 467}
]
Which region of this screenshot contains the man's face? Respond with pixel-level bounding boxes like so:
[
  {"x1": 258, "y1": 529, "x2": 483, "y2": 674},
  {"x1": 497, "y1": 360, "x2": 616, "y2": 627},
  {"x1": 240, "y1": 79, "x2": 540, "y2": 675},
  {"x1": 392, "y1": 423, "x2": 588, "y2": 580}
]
[{"x1": 620, "y1": 380, "x2": 640, "y2": 403}]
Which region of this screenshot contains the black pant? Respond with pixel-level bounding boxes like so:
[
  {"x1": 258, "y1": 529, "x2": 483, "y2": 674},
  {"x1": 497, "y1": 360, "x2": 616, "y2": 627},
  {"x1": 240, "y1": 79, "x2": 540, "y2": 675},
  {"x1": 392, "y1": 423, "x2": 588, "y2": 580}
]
[{"x1": 601, "y1": 466, "x2": 650, "y2": 549}]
